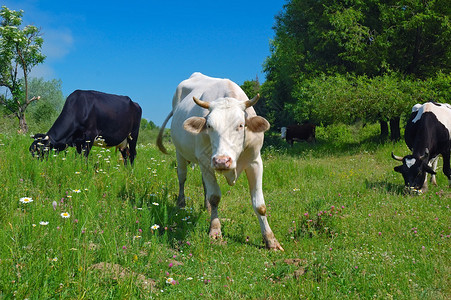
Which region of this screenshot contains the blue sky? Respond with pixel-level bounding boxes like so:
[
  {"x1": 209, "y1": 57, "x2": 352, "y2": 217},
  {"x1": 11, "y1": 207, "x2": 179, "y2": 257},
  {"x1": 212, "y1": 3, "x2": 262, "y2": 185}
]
[{"x1": 3, "y1": 0, "x2": 286, "y2": 125}]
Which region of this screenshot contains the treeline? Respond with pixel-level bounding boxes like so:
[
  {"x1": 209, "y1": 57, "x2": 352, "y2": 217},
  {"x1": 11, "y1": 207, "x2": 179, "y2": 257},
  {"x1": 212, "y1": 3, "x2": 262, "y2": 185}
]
[{"x1": 241, "y1": 0, "x2": 451, "y2": 141}]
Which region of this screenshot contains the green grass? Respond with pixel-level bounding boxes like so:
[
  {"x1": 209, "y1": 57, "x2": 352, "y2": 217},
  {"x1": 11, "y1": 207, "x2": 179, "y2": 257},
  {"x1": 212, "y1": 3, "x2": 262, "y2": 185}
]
[{"x1": 0, "y1": 124, "x2": 449, "y2": 299}]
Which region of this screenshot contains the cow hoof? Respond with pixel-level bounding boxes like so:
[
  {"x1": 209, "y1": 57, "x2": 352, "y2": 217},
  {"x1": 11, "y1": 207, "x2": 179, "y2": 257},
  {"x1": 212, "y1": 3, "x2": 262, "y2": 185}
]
[
  {"x1": 267, "y1": 241, "x2": 284, "y2": 251},
  {"x1": 265, "y1": 237, "x2": 284, "y2": 251},
  {"x1": 209, "y1": 230, "x2": 222, "y2": 239}
]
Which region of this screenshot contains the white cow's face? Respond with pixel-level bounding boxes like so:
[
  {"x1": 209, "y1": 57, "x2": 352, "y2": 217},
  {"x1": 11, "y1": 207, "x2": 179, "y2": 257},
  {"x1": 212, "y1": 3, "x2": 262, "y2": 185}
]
[{"x1": 184, "y1": 96, "x2": 269, "y2": 171}]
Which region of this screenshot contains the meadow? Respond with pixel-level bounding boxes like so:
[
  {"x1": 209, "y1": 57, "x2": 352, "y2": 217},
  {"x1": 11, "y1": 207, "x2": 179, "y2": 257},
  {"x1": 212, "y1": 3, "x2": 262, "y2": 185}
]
[{"x1": 0, "y1": 123, "x2": 449, "y2": 299}]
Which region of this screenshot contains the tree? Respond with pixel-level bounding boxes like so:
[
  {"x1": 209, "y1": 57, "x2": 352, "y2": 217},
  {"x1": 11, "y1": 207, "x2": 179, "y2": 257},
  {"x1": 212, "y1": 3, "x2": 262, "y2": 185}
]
[
  {"x1": 0, "y1": 6, "x2": 45, "y2": 133},
  {"x1": 264, "y1": 0, "x2": 451, "y2": 138},
  {"x1": 27, "y1": 78, "x2": 64, "y2": 130}
]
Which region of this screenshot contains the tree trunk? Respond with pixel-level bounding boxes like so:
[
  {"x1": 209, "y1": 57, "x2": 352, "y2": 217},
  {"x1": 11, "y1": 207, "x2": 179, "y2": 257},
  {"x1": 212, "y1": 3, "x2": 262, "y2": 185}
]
[
  {"x1": 390, "y1": 117, "x2": 401, "y2": 141},
  {"x1": 18, "y1": 112, "x2": 28, "y2": 134},
  {"x1": 379, "y1": 120, "x2": 388, "y2": 139}
]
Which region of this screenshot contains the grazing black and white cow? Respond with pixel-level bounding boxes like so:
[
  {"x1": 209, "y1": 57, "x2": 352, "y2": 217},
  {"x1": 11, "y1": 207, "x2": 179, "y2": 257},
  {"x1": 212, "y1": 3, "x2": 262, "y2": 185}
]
[
  {"x1": 157, "y1": 72, "x2": 283, "y2": 250},
  {"x1": 392, "y1": 102, "x2": 451, "y2": 192},
  {"x1": 30, "y1": 90, "x2": 142, "y2": 165},
  {"x1": 281, "y1": 123, "x2": 316, "y2": 145}
]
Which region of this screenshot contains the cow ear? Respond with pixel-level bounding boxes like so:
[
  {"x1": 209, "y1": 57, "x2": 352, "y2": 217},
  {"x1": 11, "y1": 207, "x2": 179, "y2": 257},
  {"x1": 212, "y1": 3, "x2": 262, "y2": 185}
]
[
  {"x1": 394, "y1": 166, "x2": 403, "y2": 173},
  {"x1": 246, "y1": 116, "x2": 270, "y2": 132},
  {"x1": 183, "y1": 117, "x2": 206, "y2": 134}
]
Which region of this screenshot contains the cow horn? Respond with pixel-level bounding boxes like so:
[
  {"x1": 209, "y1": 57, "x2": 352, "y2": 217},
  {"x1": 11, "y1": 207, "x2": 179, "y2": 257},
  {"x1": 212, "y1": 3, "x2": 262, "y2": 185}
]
[
  {"x1": 391, "y1": 152, "x2": 403, "y2": 161},
  {"x1": 44, "y1": 135, "x2": 49, "y2": 140},
  {"x1": 193, "y1": 97, "x2": 210, "y2": 109},
  {"x1": 245, "y1": 93, "x2": 260, "y2": 108}
]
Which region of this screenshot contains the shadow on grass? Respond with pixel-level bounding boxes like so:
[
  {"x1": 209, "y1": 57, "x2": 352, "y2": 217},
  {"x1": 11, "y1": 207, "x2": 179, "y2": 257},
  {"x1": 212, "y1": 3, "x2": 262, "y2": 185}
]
[
  {"x1": 365, "y1": 179, "x2": 406, "y2": 195},
  {"x1": 262, "y1": 131, "x2": 393, "y2": 159},
  {"x1": 118, "y1": 185, "x2": 202, "y2": 248}
]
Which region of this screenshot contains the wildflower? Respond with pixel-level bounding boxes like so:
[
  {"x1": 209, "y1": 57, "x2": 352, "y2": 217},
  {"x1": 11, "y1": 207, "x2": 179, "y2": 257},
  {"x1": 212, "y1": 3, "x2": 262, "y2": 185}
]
[
  {"x1": 187, "y1": 277, "x2": 193, "y2": 280},
  {"x1": 152, "y1": 202, "x2": 159, "y2": 206},
  {"x1": 32, "y1": 224, "x2": 36, "y2": 227},
  {"x1": 378, "y1": 232, "x2": 382, "y2": 236},
  {"x1": 61, "y1": 212, "x2": 70, "y2": 218},
  {"x1": 151, "y1": 224, "x2": 160, "y2": 230},
  {"x1": 75, "y1": 171, "x2": 80, "y2": 175},
  {"x1": 52, "y1": 257, "x2": 58, "y2": 262},
  {"x1": 168, "y1": 262, "x2": 173, "y2": 268},
  {"x1": 166, "y1": 277, "x2": 176, "y2": 285},
  {"x1": 19, "y1": 197, "x2": 33, "y2": 204},
  {"x1": 122, "y1": 246, "x2": 127, "y2": 250},
  {"x1": 72, "y1": 189, "x2": 81, "y2": 193},
  {"x1": 52, "y1": 201, "x2": 57, "y2": 210},
  {"x1": 39, "y1": 221, "x2": 49, "y2": 226}
]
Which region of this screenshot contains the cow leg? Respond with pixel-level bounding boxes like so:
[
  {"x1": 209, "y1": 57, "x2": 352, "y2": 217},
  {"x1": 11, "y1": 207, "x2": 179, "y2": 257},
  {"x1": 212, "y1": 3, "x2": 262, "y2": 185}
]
[
  {"x1": 201, "y1": 175, "x2": 211, "y2": 213},
  {"x1": 128, "y1": 130, "x2": 139, "y2": 165},
  {"x1": 245, "y1": 156, "x2": 284, "y2": 251},
  {"x1": 429, "y1": 156, "x2": 439, "y2": 186},
  {"x1": 199, "y1": 163, "x2": 222, "y2": 238},
  {"x1": 119, "y1": 147, "x2": 130, "y2": 165},
  {"x1": 176, "y1": 152, "x2": 188, "y2": 207},
  {"x1": 128, "y1": 138, "x2": 138, "y2": 165},
  {"x1": 442, "y1": 150, "x2": 451, "y2": 187}
]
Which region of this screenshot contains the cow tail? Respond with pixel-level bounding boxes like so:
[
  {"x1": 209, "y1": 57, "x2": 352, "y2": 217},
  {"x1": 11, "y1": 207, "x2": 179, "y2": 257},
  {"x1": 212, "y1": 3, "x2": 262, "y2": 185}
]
[{"x1": 156, "y1": 111, "x2": 173, "y2": 154}]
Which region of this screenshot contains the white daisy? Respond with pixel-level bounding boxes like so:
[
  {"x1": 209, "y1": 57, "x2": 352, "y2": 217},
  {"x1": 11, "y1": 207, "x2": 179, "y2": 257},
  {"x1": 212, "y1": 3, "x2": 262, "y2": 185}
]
[{"x1": 19, "y1": 197, "x2": 33, "y2": 204}]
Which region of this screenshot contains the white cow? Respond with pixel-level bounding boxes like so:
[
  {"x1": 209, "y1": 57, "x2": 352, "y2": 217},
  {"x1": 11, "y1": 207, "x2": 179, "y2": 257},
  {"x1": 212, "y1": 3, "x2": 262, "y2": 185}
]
[{"x1": 157, "y1": 73, "x2": 283, "y2": 250}]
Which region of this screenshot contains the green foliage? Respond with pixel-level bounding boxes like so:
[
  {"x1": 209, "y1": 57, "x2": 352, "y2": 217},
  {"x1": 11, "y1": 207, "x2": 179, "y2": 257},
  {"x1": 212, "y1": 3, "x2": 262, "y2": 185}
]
[
  {"x1": 140, "y1": 118, "x2": 156, "y2": 131},
  {"x1": 262, "y1": 0, "x2": 451, "y2": 130},
  {"x1": 240, "y1": 79, "x2": 260, "y2": 99},
  {"x1": 288, "y1": 72, "x2": 451, "y2": 131},
  {"x1": 27, "y1": 78, "x2": 64, "y2": 132}
]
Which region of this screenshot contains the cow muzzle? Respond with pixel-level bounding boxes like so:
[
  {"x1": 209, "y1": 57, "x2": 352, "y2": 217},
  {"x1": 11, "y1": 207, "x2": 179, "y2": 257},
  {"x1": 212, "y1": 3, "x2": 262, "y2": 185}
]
[{"x1": 212, "y1": 155, "x2": 233, "y2": 170}]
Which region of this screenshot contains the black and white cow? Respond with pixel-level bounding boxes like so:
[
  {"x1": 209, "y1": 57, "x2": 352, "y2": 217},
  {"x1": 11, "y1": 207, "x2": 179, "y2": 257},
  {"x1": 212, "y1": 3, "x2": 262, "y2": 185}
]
[
  {"x1": 30, "y1": 90, "x2": 142, "y2": 165},
  {"x1": 392, "y1": 102, "x2": 451, "y2": 192},
  {"x1": 281, "y1": 123, "x2": 316, "y2": 145}
]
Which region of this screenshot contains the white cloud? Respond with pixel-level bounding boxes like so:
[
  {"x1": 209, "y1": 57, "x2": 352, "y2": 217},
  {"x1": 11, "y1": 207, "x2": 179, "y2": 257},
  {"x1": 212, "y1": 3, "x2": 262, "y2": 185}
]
[
  {"x1": 29, "y1": 63, "x2": 55, "y2": 79},
  {"x1": 42, "y1": 28, "x2": 74, "y2": 61}
]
